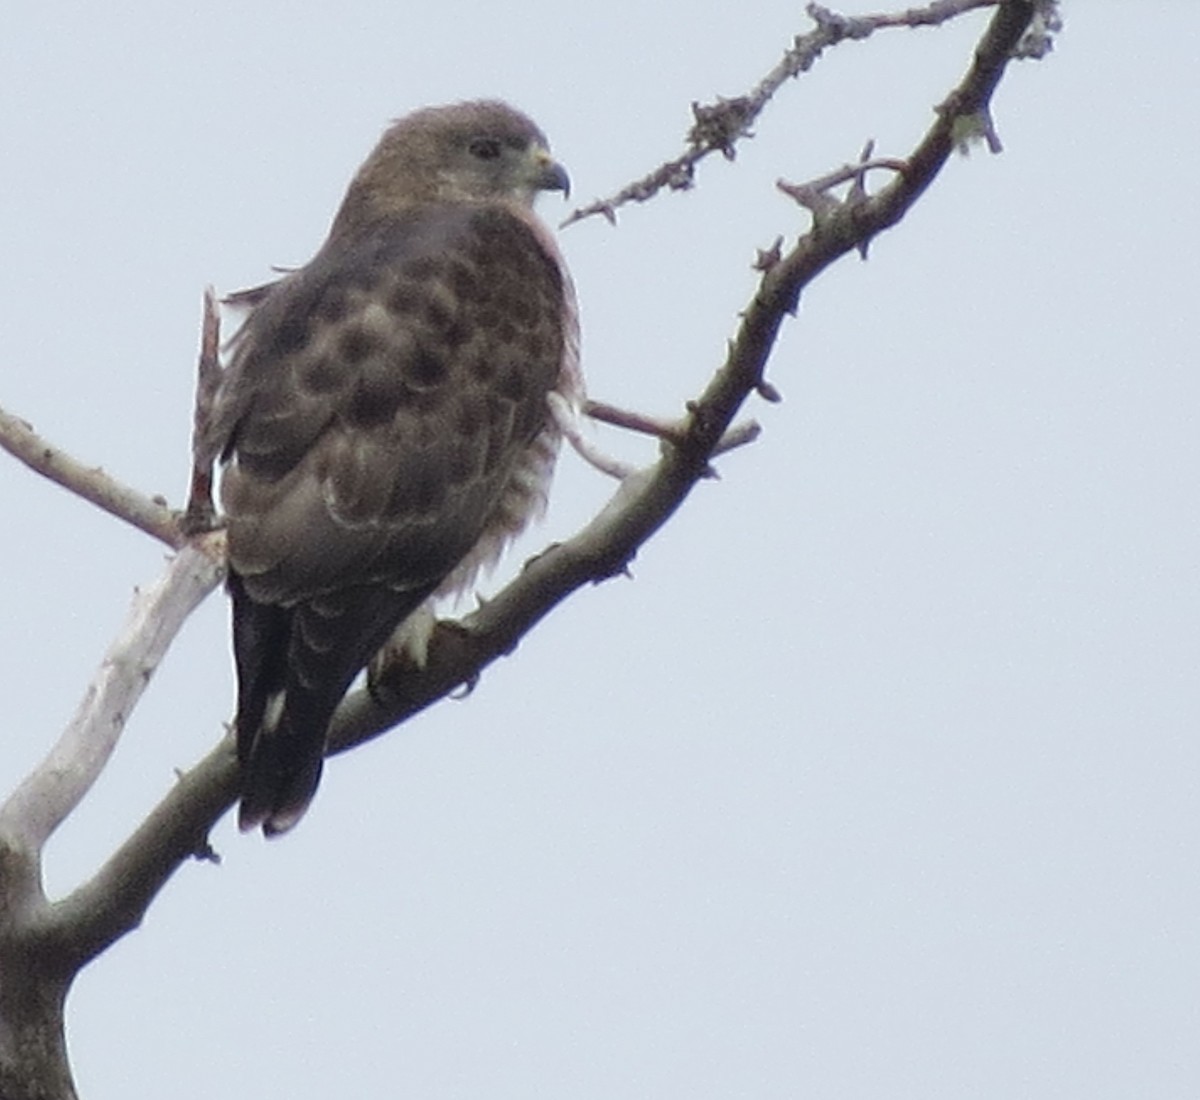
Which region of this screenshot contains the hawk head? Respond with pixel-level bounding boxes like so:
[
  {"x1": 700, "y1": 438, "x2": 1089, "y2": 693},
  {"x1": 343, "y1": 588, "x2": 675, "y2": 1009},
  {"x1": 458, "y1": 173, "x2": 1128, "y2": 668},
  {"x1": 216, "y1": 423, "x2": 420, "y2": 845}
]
[{"x1": 331, "y1": 100, "x2": 570, "y2": 239}]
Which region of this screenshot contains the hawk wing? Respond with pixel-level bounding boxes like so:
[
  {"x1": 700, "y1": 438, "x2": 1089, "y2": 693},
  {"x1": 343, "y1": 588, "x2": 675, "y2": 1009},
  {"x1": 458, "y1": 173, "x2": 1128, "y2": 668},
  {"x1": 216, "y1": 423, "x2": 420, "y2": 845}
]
[{"x1": 208, "y1": 202, "x2": 569, "y2": 834}]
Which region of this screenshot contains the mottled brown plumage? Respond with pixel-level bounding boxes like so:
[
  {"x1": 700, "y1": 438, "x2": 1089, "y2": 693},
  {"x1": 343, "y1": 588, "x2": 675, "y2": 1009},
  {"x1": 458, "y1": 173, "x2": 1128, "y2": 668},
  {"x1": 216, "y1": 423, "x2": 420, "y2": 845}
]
[{"x1": 204, "y1": 101, "x2": 579, "y2": 835}]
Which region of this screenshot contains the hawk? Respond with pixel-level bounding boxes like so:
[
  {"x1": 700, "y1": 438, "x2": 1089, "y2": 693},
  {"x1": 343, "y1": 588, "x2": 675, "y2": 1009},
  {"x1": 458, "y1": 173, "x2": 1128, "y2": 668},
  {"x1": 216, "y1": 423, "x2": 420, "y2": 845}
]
[{"x1": 203, "y1": 101, "x2": 580, "y2": 836}]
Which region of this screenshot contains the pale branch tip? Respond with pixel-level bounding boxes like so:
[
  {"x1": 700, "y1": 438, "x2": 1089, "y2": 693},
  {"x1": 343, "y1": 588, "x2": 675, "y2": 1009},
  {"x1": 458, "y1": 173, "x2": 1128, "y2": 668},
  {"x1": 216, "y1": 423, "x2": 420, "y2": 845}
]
[
  {"x1": 0, "y1": 404, "x2": 182, "y2": 549},
  {"x1": 1013, "y1": 0, "x2": 1061, "y2": 59},
  {"x1": 948, "y1": 107, "x2": 1003, "y2": 154},
  {"x1": 579, "y1": 397, "x2": 762, "y2": 466},
  {"x1": 557, "y1": 391, "x2": 767, "y2": 484},
  {"x1": 549, "y1": 393, "x2": 637, "y2": 480}
]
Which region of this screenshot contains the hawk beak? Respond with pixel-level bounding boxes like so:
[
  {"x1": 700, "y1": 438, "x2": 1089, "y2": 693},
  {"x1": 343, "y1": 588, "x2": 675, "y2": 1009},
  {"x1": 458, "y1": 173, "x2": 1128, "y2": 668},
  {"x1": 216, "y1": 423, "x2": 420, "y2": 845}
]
[{"x1": 533, "y1": 148, "x2": 571, "y2": 199}]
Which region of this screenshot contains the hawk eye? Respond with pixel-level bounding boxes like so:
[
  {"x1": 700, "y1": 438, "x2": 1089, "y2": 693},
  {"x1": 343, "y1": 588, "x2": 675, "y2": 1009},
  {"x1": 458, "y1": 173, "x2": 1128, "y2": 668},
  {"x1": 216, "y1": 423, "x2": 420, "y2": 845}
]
[{"x1": 468, "y1": 137, "x2": 503, "y2": 161}]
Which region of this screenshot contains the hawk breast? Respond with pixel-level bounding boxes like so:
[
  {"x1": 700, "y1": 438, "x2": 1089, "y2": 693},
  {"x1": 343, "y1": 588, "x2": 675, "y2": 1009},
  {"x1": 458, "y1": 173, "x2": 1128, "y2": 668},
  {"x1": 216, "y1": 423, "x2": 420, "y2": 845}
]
[{"x1": 212, "y1": 202, "x2": 573, "y2": 607}]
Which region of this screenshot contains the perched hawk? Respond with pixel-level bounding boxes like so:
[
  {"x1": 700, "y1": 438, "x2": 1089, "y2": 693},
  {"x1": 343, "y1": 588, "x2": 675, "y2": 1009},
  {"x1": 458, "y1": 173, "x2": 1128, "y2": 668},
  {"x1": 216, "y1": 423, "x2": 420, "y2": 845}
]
[{"x1": 204, "y1": 101, "x2": 580, "y2": 836}]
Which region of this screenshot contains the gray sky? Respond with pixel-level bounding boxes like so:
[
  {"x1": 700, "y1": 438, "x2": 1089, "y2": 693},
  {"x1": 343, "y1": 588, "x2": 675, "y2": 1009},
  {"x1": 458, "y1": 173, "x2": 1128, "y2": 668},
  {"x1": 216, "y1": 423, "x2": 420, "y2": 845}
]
[{"x1": 2, "y1": 2, "x2": 1197, "y2": 1097}]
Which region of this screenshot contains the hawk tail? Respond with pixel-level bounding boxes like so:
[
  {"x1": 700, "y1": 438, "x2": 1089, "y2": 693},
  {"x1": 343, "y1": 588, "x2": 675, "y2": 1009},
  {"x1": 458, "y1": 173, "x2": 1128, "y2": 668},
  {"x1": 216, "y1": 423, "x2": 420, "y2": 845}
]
[
  {"x1": 228, "y1": 574, "x2": 324, "y2": 834},
  {"x1": 228, "y1": 574, "x2": 290, "y2": 771},
  {"x1": 230, "y1": 576, "x2": 434, "y2": 836},
  {"x1": 237, "y1": 710, "x2": 327, "y2": 836}
]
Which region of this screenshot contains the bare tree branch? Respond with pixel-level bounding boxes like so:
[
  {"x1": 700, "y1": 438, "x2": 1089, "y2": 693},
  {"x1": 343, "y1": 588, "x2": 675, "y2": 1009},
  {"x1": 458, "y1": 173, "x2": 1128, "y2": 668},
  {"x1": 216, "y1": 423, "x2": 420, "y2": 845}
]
[
  {"x1": 0, "y1": 536, "x2": 225, "y2": 857},
  {"x1": 0, "y1": 405, "x2": 181, "y2": 549},
  {"x1": 46, "y1": 733, "x2": 239, "y2": 970},
  {"x1": 0, "y1": 286, "x2": 231, "y2": 550},
  {"x1": 550, "y1": 395, "x2": 763, "y2": 483},
  {"x1": 562, "y1": 0, "x2": 1008, "y2": 227},
  {"x1": 584, "y1": 398, "x2": 762, "y2": 458}
]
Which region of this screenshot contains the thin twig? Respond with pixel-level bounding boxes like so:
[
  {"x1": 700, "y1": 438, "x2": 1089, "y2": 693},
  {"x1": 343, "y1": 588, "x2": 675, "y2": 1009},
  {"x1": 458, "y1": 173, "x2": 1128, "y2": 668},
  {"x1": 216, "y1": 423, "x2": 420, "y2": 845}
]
[
  {"x1": 0, "y1": 405, "x2": 181, "y2": 548},
  {"x1": 777, "y1": 154, "x2": 910, "y2": 209},
  {"x1": 182, "y1": 288, "x2": 223, "y2": 534},
  {"x1": 584, "y1": 398, "x2": 762, "y2": 459},
  {"x1": 583, "y1": 399, "x2": 683, "y2": 444},
  {"x1": 562, "y1": 0, "x2": 1002, "y2": 227},
  {"x1": 554, "y1": 394, "x2": 764, "y2": 481},
  {"x1": 549, "y1": 393, "x2": 637, "y2": 480}
]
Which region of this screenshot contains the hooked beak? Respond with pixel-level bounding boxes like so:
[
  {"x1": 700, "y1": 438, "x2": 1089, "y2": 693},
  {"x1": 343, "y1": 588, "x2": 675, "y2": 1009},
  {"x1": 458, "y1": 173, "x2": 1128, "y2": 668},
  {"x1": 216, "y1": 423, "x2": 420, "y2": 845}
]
[{"x1": 533, "y1": 147, "x2": 571, "y2": 199}]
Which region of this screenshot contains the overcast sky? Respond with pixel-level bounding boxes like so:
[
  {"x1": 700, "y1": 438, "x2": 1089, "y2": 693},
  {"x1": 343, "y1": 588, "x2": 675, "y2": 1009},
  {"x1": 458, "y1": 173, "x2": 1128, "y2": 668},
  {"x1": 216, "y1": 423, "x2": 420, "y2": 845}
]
[{"x1": 2, "y1": 2, "x2": 1197, "y2": 1097}]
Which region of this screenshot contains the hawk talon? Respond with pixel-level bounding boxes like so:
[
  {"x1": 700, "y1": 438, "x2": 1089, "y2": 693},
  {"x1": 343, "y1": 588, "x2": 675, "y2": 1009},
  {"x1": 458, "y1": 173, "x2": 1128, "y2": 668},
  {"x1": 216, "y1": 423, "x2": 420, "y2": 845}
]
[{"x1": 449, "y1": 673, "x2": 481, "y2": 701}]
